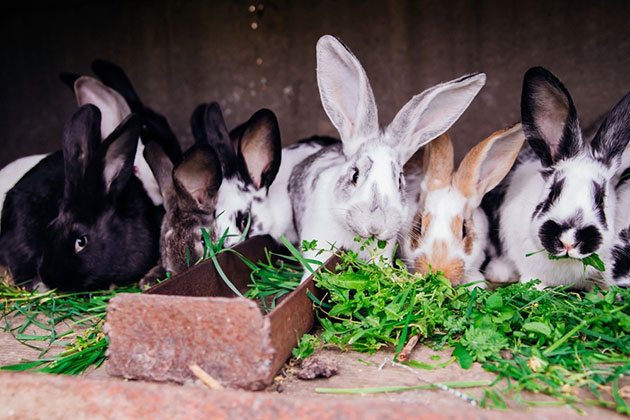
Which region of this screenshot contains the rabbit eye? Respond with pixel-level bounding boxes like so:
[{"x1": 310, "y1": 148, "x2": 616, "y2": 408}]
[
  {"x1": 236, "y1": 211, "x2": 250, "y2": 233},
  {"x1": 462, "y1": 220, "x2": 468, "y2": 238},
  {"x1": 398, "y1": 172, "x2": 404, "y2": 191},
  {"x1": 74, "y1": 235, "x2": 88, "y2": 253},
  {"x1": 351, "y1": 167, "x2": 359, "y2": 184}
]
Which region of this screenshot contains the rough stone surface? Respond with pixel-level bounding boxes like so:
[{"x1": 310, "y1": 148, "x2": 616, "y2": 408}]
[
  {"x1": 0, "y1": 371, "x2": 530, "y2": 419},
  {"x1": 105, "y1": 293, "x2": 275, "y2": 389},
  {"x1": 297, "y1": 355, "x2": 339, "y2": 380}
]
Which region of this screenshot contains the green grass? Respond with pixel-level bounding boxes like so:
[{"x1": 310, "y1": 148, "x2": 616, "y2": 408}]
[
  {"x1": 286, "y1": 239, "x2": 630, "y2": 414},
  {"x1": 0, "y1": 283, "x2": 140, "y2": 374}
]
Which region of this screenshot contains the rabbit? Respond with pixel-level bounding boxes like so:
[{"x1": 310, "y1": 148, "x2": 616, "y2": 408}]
[
  {"x1": 289, "y1": 35, "x2": 486, "y2": 274},
  {"x1": 400, "y1": 123, "x2": 525, "y2": 287},
  {"x1": 67, "y1": 60, "x2": 183, "y2": 202},
  {"x1": 140, "y1": 140, "x2": 223, "y2": 287},
  {"x1": 483, "y1": 67, "x2": 630, "y2": 289},
  {"x1": 192, "y1": 102, "x2": 339, "y2": 245},
  {"x1": 605, "y1": 180, "x2": 630, "y2": 286},
  {"x1": 0, "y1": 71, "x2": 171, "y2": 218},
  {"x1": 0, "y1": 105, "x2": 160, "y2": 291},
  {"x1": 190, "y1": 102, "x2": 281, "y2": 246}
]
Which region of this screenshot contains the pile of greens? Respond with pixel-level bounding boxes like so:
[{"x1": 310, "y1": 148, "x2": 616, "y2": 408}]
[
  {"x1": 286, "y1": 241, "x2": 629, "y2": 413},
  {"x1": 0, "y1": 283, "x2": 140, "y2": 374}
]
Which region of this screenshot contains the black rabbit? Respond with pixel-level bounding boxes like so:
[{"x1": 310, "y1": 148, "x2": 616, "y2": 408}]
[{"x1": 0, "y1": 105, "x2": 160, "y2": 291}]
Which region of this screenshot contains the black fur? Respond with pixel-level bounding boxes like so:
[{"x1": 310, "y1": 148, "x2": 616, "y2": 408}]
[
  {"x1": 534, "y1": 176, "x2": 565, "y2": 218},
  {"x1": 90, "y1": 59, "x2": 182, "y2": 164},
  {"x1": 538, "y1": 219, "x2": 601, "y2": 256},
  {"x1": 590, "y1": 92, "x2": 630, "y2": 167},
  {"x1": 612, "y1": 228, "x2": 630, "y2": 281},
  {"x1": 592, "y1": 181, "x2": 607, "y2": 228},
  {"x1": 575, "y1": 225, "x2": 603, "y2": 255},
  {"x1": 521, "y1": 67, "x2": 583, "y2": 167},
  {"x1": 0, "y1": 106, "x2": 160, "y2": 291}
]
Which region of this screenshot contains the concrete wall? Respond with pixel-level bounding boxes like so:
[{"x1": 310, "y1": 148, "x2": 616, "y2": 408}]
[{"x1": 1, "y1": 0, "x2": 629, "y2": 167}]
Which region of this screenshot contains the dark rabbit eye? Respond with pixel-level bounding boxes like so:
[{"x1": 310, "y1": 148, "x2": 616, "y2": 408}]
[
  {"x1": 74, "y1": 235, "x2": 88, "y2": 253},
  {"x1": 236, "y1": 211, "x2": 250, "y2": 232},
  {"x1": 462, "y1": 220, "x2": 468, "y2": 238},
  {"x1": 398, "y1": 172, "x2": 404, "y2": 190},
  {"x1": 351, "y1": 167, "x2": 359, "y2": 184}
]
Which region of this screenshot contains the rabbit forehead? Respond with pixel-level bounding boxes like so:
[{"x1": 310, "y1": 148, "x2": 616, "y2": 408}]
[{"x1": 536, "y1": 156, "x2": 611, "y2": 225}]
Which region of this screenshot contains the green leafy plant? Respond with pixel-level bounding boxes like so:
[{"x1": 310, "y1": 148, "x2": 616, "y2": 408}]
[{"x1": 526, "y1": 249, "x2": 606, "y2": 272}]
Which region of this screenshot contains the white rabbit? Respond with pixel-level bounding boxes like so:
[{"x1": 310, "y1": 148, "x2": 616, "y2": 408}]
[
  {"x1": 484, "y1": 67, "x2": 630, "y2": 289},
  {"x1": 401, "y1": 124, "x2": 525, "y2": 287},
  {"x1": 289, "y1": 35, "x2": 486, "y2": 275}
]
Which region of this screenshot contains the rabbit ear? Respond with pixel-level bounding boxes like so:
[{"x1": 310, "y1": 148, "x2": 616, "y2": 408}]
[
  {"x1": 454, "y1": 123, "x2": 525, "y2": 207},
  {"x1": 202, "y1": 102, "x2": 238, "y2": 178},
  {"x1": 91, "y1": 59, "x2": 143, "y2": 111},
  {"x1": 316, "y1": 35, "x2": 379, "y2": 156},
  {"x1": 62, "y1": 105, "x2": 102, "y2": 201},
  {"x1": 235, "y1": 109, "x2": 282, "y2": 190},
  {"x1": 191, "y1": 103, "x2": 209, "y2": 144},
  {"x1": 143, "y1": 140, "x2": 174, "y2": 210},
  {"x1": 590, "y1": 91, "x2": 630, "y2": 173},
  {"x1": 422, "y1": 133, "x2": 455, "y2": 191},
  {"x1": 173, "y1": 144, "x2": 223, "y2": 211},
  {"x1": 386, "y1": 73, "x2": 486, "y2": 165},
  {"x1": 521, "y1": 67, "x2": 583, "y2": 167},
  {"x1": 74, "y1": 76, "x2": 131, "y2": 139},
  {"x1": 100, "y1": 113, "x2": 142, "y2": 199}
]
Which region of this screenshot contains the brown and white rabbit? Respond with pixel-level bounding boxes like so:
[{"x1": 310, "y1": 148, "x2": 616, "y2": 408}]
[
  {"x1": 289, "y1": 35, "x2": 486, "y2": 274},
  {"x1": 483, "y1": 67, "x2": 630, "y2": 289},
  {"x1": 401, "y1": 124, "x2": 525, "y2": 287}
]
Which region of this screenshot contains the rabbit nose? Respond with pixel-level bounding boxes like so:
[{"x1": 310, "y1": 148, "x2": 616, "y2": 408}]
[{"x1": 561, "y1": 241, "x2": 575, "y2": 252}]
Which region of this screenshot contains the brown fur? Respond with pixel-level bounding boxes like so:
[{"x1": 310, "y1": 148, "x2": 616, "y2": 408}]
[
  {"x1": 423, "y1": 133, "x2": 454, "y2": 191},
  {"x1": 414, "y1": 240, "x2": 465, "y2": 284},
  {"x1": 453, "y1": 123, "x2": 524, "y2": 199}
]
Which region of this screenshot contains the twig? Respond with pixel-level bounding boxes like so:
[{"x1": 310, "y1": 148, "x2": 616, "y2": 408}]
[
  {"x1": 397, "y1": 334, "x2": 419, "y2": 362},
  {"x1": 189, "y1": 364, "x2": 224, "y2": 390}
]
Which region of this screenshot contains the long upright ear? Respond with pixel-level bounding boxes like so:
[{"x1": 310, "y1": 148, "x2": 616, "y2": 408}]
[
  {"x1": 191, "y1": 103, "x2": 209, "y2": 144},
  {"x1": 235, "y1": 109, "x2": 282, "y2": 190},
  {"x1": 91, "y1": 59, "x2": 143, "y2": 110},
  {"x1": 202, "y1": 102, "x2": 238, "y2": 178},
  {"x1": 92, "y1": 59, "x2": 183, "y2": 165},
  {"x1": 143, "y1": 140, "x2": 174, "y2": 210},
  {"x1": 521, "y1": 67, "x2": 583, "y2": 167},
  {"x1": 316, "y1": 35, "x2": 379, "y2": 156},
  {"x1": 422, "y1": 133, "x2": 455, "y2": 192},
  {"x1": 74, "y1": 76, "x2": 131, "y2": 139},
  {"x1": 100, "y1": 114, "x2": 142, "y2": 198},
  {"x1": 453, "y1": 123, "x2": 525, "y2": 207},
  {"x1": 62, "y1": 105, "x2": 102, "y2": 201},
  {"x1": 590, "y1": 91, "x2": 630, "y2": 174},
  {"x1": 386, "y1": 73, "x2": 486, "y2": 165},
  {"x1": 173, "y1": 144, "x2": 223, "y2": 212}
]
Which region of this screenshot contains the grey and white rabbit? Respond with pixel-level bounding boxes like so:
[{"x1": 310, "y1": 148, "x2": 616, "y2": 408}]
[
  {"x1": 0, "y1": 105, "x2": 160, "y2": 290},
  {"x1": 483, "y1": 67, "x2": 630, "y2": 289},
  {"x1": 289, "y1": 35, "x2": 486, "y2": 273}
]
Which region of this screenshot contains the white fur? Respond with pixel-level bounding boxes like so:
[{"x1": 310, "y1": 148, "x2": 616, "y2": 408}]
[
  {"x1": 0, "y1": 154, "x2": 48, "y2": 220},
  {"x1": 498, "y1": 156, "x2": 614, "y2": 288},
  {"x1": 293, "y1": 36, "x2": 486, "y2": 279},
  {"x1": 74, "y1": 76, "x2": 162, "y2": 205},
  {"x1": 250, "y1": 141, "x2": 328, "y2": 244}
]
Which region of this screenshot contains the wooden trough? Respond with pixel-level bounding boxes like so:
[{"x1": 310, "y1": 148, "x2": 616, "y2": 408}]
[{"x1": 105, "y1": 235, "x2": 336, "y2": 390}]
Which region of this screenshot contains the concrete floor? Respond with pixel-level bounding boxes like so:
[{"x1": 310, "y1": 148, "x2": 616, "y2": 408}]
[{"x1": 0, "y1": 326, "x2": 624, "y2": 418}]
